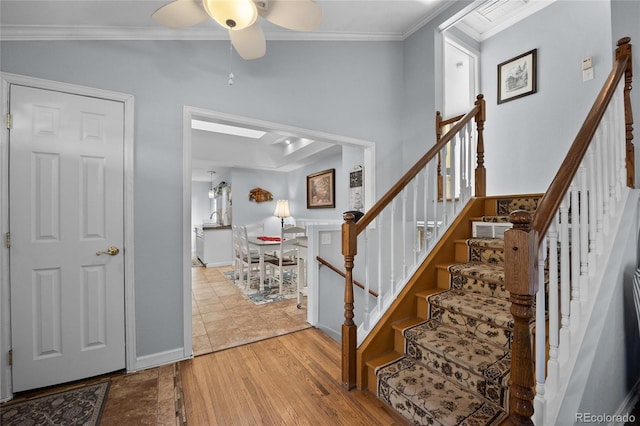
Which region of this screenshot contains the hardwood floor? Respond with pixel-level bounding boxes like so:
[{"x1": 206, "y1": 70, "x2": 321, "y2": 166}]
[
  {"x1": 181, "y1": 327, "x2": 407, "y2": 425},
  {"x1": 3, "y1": 267, "x2": 403, "y2": 425}
]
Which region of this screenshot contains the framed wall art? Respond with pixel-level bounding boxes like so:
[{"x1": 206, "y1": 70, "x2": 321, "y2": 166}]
[
  {"x1": 307, "y1": 168, "x2": 335, "y2": 209},
  {"x1": 497, "y1": 49, "x2": 537, "y2": 104}
]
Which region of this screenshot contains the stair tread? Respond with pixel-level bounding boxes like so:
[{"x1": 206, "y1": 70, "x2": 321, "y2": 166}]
[
  {"x1": 404, "y1": 319, "x2": 510, "y2": 387},
  {"x1": 448, "y1": 262, "x2": 504, "y2": 284},
  {"x1": 377, "y1": 356, "x2": 507, "y2": 425},
  {"x1": 392, "y1": 317, "x2": 425, "y2": 332},
  {"x1": 367, "y1": 351, "x2": 404, "y2": 370},
  {"x1": 479, "y1": 216, "x2": 511, "y2": 223},
  {"x1": 428, "y1": 290, "x2": 513, "y2": 331}
]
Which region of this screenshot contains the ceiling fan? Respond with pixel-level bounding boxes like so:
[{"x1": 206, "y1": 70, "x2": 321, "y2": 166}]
[{"x1": 152, "y1": 0, "x2": 322, "y2": 60}]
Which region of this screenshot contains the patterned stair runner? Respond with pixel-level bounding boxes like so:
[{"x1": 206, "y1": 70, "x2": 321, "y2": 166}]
[{"x1": 375, "y1": 197, "x2": 539, "y2": 425}]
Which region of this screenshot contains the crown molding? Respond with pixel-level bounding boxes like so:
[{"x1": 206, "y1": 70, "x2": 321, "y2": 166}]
[{"x1": 0, "y1": 25, "x2": 406, "y2": 42}]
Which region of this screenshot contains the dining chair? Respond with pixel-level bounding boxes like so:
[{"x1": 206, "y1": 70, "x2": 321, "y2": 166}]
[
  {"x1": 231, "y1": 225, "x2": 244, "y2": 286},
  {"x1": 238, "y1": 225, "x2": 262, "y2": 290},
  {"x1": 265, "y1": 226, "x2": 305, "y2": 296}
]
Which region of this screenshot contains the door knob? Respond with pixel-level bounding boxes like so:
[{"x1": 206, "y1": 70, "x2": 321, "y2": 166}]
[{"x1": 96, "y1": 246, "x2": 120, "y2": 256}]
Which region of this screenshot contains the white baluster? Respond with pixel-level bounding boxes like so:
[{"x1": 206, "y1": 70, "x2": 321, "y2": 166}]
[
  {"x1": 570, "y1": 180, "x2": 581, "y2": 321},
  {"x1": 559, "y1": 194, "x2": 571, "y2": 364},
  {"x1": 451, "y1": 133, "x2": 458, "y2": 213},
  {"x1": 534, "y1": 242, "x2": 547, "y2": 423},
  {"x1": 390, "y1": 199, "x2": 396, "y2": 295},
  {"x1": 377, "y1": 214, "x2": 383, "y2": 314},
  {"x1": 413, "y1": 174, "x2": 419, "y2": 264},
  {"x1": 587, "y1": 149, "x2": 598, "y2": 269},
  {"x1": 547, "y1": 217, "x2": 560, "y2": 394},
  {"x1": 615, "y1": 85, "x2": 626, "y2": 194},
  {"x1": 579, "y1": 164, "x2": 590, "y2": 301},
  {"x1": 441, "y1": 145, "x2": 448, "y2": 223},
  {"x1": 468, "y1": 123, "x2": 475, "y2": 200},
  {"x1": 363, "y1": 228, "x2": 370, "y2": 332},
  {"x1": 401, "y1": 187, "x2": 407, "y2": 280},
  {"x1": 594, "y1": 131, "x2": 605, "y2": 251},
  {"x1": 432, "y1": 161, "x2": 439, "y2": 241}
]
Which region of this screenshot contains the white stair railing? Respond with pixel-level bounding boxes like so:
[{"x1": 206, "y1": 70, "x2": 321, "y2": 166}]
[
  {"x1": 340, "y1": 95, "x2": 486, "y2": 389},
  {"x1": 533, "y1": 80, "x2": 629, "y2": 425},
  {"x1": 503, "y1": 37, "x2": 633, "y2": 424}
]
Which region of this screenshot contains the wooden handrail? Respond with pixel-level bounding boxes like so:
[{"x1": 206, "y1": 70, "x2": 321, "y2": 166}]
[
  {"x1": 504, "y1": 37, "x2": 633, "y2": 425},
  {"x1": 531, "y1": 37, "x2": 634, "y2": 237},
  {"x1": 316, "y1": 256, "x2": 379, "y2": 297},
  {"x1": 355, "y1": 94, "x2": 486, "y2": 235}
]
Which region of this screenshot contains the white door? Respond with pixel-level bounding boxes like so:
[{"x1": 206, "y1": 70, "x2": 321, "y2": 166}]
[{"x1": 9, "y1": 84, "x2": 125, "y2": 392}]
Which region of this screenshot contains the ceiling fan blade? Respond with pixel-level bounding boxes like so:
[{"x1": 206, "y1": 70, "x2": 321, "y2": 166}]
[
  {"x1": 260, "y1": 0, "x2": 322, "y2": 32},
  {"x1": 229, "y1": 23, "x2": 266, "y2": 60},
  {"x1": 152, "y1": 0, "x2": 209, "y2": 28}
]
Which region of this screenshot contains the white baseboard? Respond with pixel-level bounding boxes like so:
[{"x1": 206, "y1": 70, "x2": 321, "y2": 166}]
[
  {"x1": 132, "y1": 348, "x2": 192, "y2": 373},
  {"x1": 612, "y1": 377, "x2": 640, "y2": 425}
]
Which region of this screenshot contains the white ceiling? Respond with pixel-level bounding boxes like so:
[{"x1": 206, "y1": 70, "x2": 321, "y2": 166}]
[{"x1": 0, "y1": 0, "x2": 552, "y2": 180}]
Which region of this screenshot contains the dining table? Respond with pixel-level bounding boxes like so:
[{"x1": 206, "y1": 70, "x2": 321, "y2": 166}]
[{"x1": 247, "y1": 236, "x2": 282, "y2": 291}]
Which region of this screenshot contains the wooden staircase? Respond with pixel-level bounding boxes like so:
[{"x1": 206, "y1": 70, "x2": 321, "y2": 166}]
[{"x1": 366, "y1": 196, "x2": 540, "y2": 425}]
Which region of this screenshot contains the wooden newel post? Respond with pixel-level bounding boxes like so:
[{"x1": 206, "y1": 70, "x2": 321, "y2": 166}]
[
  {"x1": 616, "y1": 37, "x2": 634, "y2": 188},
  {"x1": 474, "y1": 94, "x2": 486, "y2": 197},
  {"x1": 342, "y1": 212, "x2": 358, "y2": 389},
  {"x1": 503, "y1": 210, "x2": 538, "y2": 425}
]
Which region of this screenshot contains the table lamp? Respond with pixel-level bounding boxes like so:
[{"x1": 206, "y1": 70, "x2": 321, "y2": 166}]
[{"x1": 274, "y1": 200, "x2": 290, "y2": 228}]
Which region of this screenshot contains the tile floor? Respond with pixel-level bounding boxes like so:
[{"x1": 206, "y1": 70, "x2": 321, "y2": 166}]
[{"x1": 191, "y1": 264, "x2": 310, "y2": 356}]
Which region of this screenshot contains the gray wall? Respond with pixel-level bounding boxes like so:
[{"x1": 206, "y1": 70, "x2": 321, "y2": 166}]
[
  {"x1": 229, "y1": 168, "x2": 288, "y2": 235},
  {"x1": 1, "y1": 39, "x2": 404, "y2": 357},
  {"x1": 401, "y1": 2, "x2": 468, "y2": 172},
  {"x1": 480, "y1": 0, "x2": 613, "y2": 195}
]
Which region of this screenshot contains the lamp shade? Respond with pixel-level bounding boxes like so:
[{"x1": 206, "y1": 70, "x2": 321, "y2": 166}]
[
  {"x1": 203, "y1": 0, "x2": 258, "y2": 30},
  {"x1": 274, "y1": 200, "x2": 290, "y2": 219}
]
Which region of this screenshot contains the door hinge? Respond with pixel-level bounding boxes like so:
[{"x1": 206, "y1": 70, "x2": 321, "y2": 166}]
[
  {"x1": 6, "y1": 114, "x2": 11, "y2": 129},
  {"x1": 7, "y1": 350, "x2": 12, "y2": 366},
  {"x1": 5, "y1": 232, "x2": 10, "y2": 248}
]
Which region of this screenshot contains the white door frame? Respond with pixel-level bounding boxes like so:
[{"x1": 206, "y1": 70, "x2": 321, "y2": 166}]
[
  {"x1": 182, "y1": 106, "x2": 376, "y2": 344},
  {"x1": 441, "y1": 31, "x2": 480, "y2": 118},
  {"x1": 0, "y1": 73, "x2": 136, "y2": 401}
]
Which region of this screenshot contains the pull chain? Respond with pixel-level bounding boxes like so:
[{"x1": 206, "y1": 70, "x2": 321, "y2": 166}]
[{"x1": 228, "y1": 41, "x2": 234, "y2": 86}]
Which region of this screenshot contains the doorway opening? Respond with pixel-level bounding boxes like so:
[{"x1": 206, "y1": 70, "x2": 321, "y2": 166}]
[{"x1": 181, "y1": 106, "x2": 375, "y2": 356}]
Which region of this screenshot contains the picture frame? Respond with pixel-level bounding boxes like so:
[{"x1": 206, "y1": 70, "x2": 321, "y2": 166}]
[
  {"x1": 497, "y1": 49, "x2": 537, "y2": 104},
  {"x1": 307, "y1": 168, "x2": 335, "y2": 209}
]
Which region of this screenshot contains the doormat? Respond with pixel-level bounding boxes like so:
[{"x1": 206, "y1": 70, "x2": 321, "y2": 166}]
[{"x1": 0, "y1": 381, "x2": 110, "y2": 426}]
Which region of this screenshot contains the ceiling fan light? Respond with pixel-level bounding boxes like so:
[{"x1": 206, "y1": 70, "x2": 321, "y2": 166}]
[{"x1": 203, "y1": 0, "x2": 258, "y2": 30}]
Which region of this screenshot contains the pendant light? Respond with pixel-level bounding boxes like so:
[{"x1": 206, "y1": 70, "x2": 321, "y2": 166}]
[{"x1": 208, "y1": 171, "x2": 216, "y2": 199}]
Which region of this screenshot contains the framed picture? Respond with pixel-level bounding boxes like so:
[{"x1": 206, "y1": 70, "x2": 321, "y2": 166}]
[
  {"x1": 497, "y1": 49, "x2": 537, "y2": 104},
  {"x1": 307, "y1": 168, "x2": 335, "y2": 209}
]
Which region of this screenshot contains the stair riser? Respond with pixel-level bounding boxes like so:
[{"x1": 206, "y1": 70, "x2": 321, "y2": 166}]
[
  {"x1": 469, "y1": 246, "x2": 504, "y2": 264},
  {"x1": 405, "y1": 339, "x2": 508, "y2": 407},
  {"x1": 450, "y1": 274, "x2": 510, "y2": 300}
]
